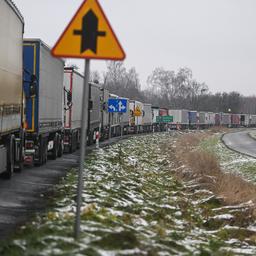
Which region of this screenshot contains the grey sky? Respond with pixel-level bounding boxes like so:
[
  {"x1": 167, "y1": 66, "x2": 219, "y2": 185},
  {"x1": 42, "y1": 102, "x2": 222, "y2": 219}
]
[{"x1": 14, "y1": 0, "x2": 256, "y2": 96}]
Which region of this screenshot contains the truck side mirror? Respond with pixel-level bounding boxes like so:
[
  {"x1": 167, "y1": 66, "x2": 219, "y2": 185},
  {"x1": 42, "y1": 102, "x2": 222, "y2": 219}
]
[{"x1": 29, "y1": 74, "x2": 37, "y2": 97}]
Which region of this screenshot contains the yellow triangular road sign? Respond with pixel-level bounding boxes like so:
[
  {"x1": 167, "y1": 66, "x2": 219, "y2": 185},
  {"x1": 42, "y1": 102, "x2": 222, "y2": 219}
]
[{"x1": 52, "y1": 0, "x2": 125, "y2": 60}]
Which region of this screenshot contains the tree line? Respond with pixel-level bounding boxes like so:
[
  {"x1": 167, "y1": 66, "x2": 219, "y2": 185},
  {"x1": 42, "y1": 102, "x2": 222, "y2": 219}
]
[{"x1": 89, "y1": 61, "x2": 256, "y2": 114}]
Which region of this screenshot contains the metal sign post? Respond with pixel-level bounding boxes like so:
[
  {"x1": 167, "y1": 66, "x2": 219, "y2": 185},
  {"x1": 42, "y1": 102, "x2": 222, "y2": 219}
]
[
  {"x1": 51, "y1": 0, "x2": 125, "y2": 241},
  {"x1": 120, "y1": 113, "x2": 123, "y2": 137},
  {"x1": 74, "y1": 59, "x2": 90, "y2": 239}
]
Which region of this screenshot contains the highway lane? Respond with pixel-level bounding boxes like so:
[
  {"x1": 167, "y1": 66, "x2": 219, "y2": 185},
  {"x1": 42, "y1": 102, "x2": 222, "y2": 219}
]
[{"x1": 222, "y1": 129, "x2": 256, "y2": 158}]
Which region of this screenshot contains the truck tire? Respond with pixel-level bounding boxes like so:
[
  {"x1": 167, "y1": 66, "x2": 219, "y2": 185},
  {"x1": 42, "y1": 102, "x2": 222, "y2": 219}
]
[
  {"x1": 51, "y1": 135, "x2": 58, "y2": 160},
  {"x1": 5, "y1": 136, "x2": 15, "y2": 179},
  {"x1": 57, "y1": 135, "x2": 63, "y2": 157}
]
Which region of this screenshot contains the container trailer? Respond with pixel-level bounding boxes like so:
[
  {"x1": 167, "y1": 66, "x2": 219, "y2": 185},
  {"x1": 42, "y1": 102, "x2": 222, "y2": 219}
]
[
  {"x1": 188, "y1": 111, "x2": 198, "y2": 129},
  {"x1": 159, "y1": 108, "x2": 168, "y2": 131},
  {"x1": 87, "y1": 82, "x2": 102, "y2": 144},
  {"x1": 23, "y1": 39, "x2": 64, "y2": 165},
  {"x1": 100, "y1": 87, "x2": 110, "y2": 140},
  {"x1": 198, "y1": 112, "x2": 207, "y2": 128},
  {"x1": 221, "y1": 113, "x2": 231, "y2": 127},
  {"x1": 240, "y1": 114, "x2": 250, "y2": 127},
  {"x1": 120, "y1": 97, "x2": 130, "y2": 135},
  {"x1": 215, "y1": 113, "x2": 221, "y2": 126},
  {"x1": 63, "y1": 67, "x2": 83, "y2": 152},
  {"x1": 109, "y1": 94, "x2": 121, "y2": 137},
  {"x1": 142, "y1": 103, "x2": 153, "y2": 132},
  {"x1": 0, "y1": 0, "x2": 25, "y2": 177},
  {"x1": 231, "y1": 114, "x2": 240, "y2": 128},
  {"x1": 129, "y1": 100, "x2": 143, "y2": 133},
  {"x1": 168, "y1": 109, "x2": 189, "y2": 129},
  {"x1": 250, "y1": 115, "x2": 256, "y2": 127},
  {"x1": 208, "y1": 112, "x2": 216, "y2": 126},
  {"x1": 152, "y1": 107, "x2": 160, "y2": 132}
]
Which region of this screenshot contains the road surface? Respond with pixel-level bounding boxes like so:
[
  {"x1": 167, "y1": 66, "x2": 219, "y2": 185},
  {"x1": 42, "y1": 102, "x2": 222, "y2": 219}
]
[{"x1": 222, "y1": 129, "x2": 256, "y2": 158}]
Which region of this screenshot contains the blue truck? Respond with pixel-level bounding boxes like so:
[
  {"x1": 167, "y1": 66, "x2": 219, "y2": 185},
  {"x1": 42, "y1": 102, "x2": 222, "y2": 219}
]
[
  {"x1": 23, "y1": 39, "x2": 64, "y2": 165},
  {"x1": 188, "y1": 111, "x2": 198, "y2": 129}
]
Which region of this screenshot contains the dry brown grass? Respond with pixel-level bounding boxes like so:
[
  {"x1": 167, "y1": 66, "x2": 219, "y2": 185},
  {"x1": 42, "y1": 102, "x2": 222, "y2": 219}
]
[{"x1": 173, "y1": 131, "x2": 256, "y2": 205}]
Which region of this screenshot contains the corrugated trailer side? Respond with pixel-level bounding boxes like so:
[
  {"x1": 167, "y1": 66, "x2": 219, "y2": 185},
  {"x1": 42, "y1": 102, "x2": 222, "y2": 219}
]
[
  {"x1": 221, "y1": 113, "x2": 231, "y2": 127},
  {"x1": 0, "y1": 0, "x2": 24, "y2": 176},
  {"x1": 208, "y1": 112, "x2": 215, "y2": 126},
  {"x1": 87, "y1": 82, "x2": 101, "y2": 144},
  {"x1": 250, "y1": 115, "x2": 256, "y2": 127},
  {"x1": 120, "y1": 97, "x2": 130, "y2": 135},
  {"x1": 129, "y1": 100, "x2": 143, "y2": 133},
  {"x1": 189, "y1": 111, "x2": 197, "y2": 129},
  {"x1": 152, "y1": 107, "x2": 160, "y2": 132},
  {"x1": 199, "y1": 112, "x2": 206, "y2": 128},
  {"x1": 63, "y1": 67, "x2": 84, "y2": 152},
  {"x1": 142, "y1": 103, "x2": 152, "y2": 132},
  {"x1": 109, "y1": 93, "x2": 121, "y2": 137},
  {"x1": 231, "y1": 114, "x2": 240, "y2": 128},
  {"x1": 23, "y1": 39, "x2": 64, "y2": 165},
  {"x1": 100, "y1": 88, "x2": 109, "y2": 139}
]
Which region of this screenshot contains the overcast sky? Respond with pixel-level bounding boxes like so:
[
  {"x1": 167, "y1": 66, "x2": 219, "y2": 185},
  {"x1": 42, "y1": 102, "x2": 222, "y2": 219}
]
[{"x1": 14, "y1": 0, "x2": 256, "y2": 96}]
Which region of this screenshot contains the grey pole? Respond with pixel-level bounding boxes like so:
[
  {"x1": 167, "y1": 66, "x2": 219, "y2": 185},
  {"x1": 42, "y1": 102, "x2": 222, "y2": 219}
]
[
  {"x1": 74, "y1": 59, "x2": 90, "y2": 239},
  {"x1": 120, "y1": 113, "x2": 123, "y2": 137}
]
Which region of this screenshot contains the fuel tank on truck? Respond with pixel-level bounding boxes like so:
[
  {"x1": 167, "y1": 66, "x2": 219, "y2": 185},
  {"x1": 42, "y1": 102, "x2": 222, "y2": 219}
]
[
  {"x1": 23, "y1": 39, "x2": 64, "y2": 134},
  {"x1": 0, "y1": 0, "x2": 24, "y2": 134}
]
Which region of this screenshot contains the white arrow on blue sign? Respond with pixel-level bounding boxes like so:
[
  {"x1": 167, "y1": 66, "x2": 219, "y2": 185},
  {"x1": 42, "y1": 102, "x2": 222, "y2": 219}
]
[{"x1": 108, "y1": 98, "x2": 127, "y2": 113}]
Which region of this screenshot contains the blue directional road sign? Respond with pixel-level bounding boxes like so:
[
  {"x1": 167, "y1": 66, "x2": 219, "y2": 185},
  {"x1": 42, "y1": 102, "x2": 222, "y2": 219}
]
[{"x1": 108, "y1": 98, "x2": 127, "y2": 113}]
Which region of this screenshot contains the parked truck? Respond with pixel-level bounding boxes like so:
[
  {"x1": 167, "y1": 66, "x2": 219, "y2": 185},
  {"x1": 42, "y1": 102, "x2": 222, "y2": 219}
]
[
  {"x1": 169, "y1": 109, "x2": 189, "y2": 129},
  {"x1": 142, "y1": 103, "x2": 152, "y2": 132},
  {"x1": 129, "y1": 100, "x2": 143, "y2": 133},
  {"x1": 87, "y1": 82, "x2": 102, "y2": 144},
  {"x1": 23, "y1": 39, "x2": 64, "y2": 165},
  {"x1": 63, "y1": 67, "x2": 83, "y2": 153},
  {"x1": 0, "y1": 0, "x2": 24, "y2": 177},
  {"x1": 188, "y1": 111, "x2": 198, "y2": 129}
]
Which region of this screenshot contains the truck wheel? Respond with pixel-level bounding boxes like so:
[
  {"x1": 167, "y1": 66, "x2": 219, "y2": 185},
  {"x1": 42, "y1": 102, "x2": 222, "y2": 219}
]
[
  {"x1": 51, "y1": 135, "x2": 58, "y2": 160},
  {"x1": 5, "y1": 136, "x2": 15, "y2": 179},
  {"x1": 57, "y1": 136, "x2": 63, "y2": 157}
]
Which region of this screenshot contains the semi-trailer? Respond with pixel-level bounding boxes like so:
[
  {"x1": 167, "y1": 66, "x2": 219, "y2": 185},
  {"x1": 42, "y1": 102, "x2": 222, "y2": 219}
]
[
  {"x1": 87, "y1": 82, "x2": 102, "y2": 144},
  {"x1": 152, "y1": 107, "x2": 160, "y2": 132},
  {"x1": 100, "y1": 87, "x2": 110, "y2": 140},
  {"x1": 0, "y1": 0, "x2": 25, "y2": 177},
  {"x1": 63, "y1": 67, "x2": 83, "y2": 153},
  {"x1": 231, "y1": 114, "x2": 240, "y2": 128},
  {"x1": 23, "y1": 39, "x2": 64, "y2": 165},
  {"x1": 240, "y1": 114, "x2": 250, "y2": 127},
  {"x1": 221, "y1": 113, "x2": 231, "y2": 127},
  {"x1": 142, "y1": 103, "x2": 153, "y2": 132},
  {"x1": 169, "y1": 109, "x2": 189, "y2": 129},
  {"x1": 109, "y1": 93, "x2": 121, "y2": 137},
  {"x1": 129, "y1": 100, "x2": 143, "y2": 133},
  {"x1": 120, "y1": 97, "x2": 130, "y2": 135},
  {"x1": 188, "y1": 111, "x2": 198, "y2": 129}
]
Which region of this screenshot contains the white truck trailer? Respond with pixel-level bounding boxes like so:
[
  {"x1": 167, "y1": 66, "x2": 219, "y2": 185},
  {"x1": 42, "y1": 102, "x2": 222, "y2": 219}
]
[
  {"x1": 168, "y1": 109, "x2": 189, "y2": 129},
  {"x1": 142, "y1": 103, "x2": 153, "y2": 132},
  {"x1": 0, "y1": 0, "x2": 24, "y2": 177},
  {"x1": 63, "y1": 67, "x2": 83, "y2": 153}
]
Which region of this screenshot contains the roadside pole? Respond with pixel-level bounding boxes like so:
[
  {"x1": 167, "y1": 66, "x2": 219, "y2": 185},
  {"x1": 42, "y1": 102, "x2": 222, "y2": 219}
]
[
  {"x1": 120, "y1": 113, "x2": 123, "y2": 137},
  {"x1": 51, "y1": 0, "x2": 125, "y2": 241},
  {"x1": 74, "y1": 59, "x2": 90, "y2": 239}
]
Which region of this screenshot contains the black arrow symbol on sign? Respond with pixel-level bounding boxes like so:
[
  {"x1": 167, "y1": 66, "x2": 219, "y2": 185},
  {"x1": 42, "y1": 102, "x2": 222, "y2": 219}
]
[{"x1": 73, "y1": 10, "x2": 106, "y2": 54}]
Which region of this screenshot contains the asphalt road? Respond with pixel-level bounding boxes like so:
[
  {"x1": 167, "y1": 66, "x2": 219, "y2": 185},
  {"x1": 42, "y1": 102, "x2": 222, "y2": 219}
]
[
  {"x1": 222, "y1": 129, "x2": 256, "y2": 158},
  {"x1": 0, "y1": 136, "x2": 125, "y2": 241}
]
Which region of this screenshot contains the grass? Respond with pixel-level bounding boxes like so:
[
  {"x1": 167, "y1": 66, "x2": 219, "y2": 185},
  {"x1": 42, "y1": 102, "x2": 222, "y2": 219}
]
[{"x1": 173, "y1": 132, "x2": 256, "y2": 205}]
